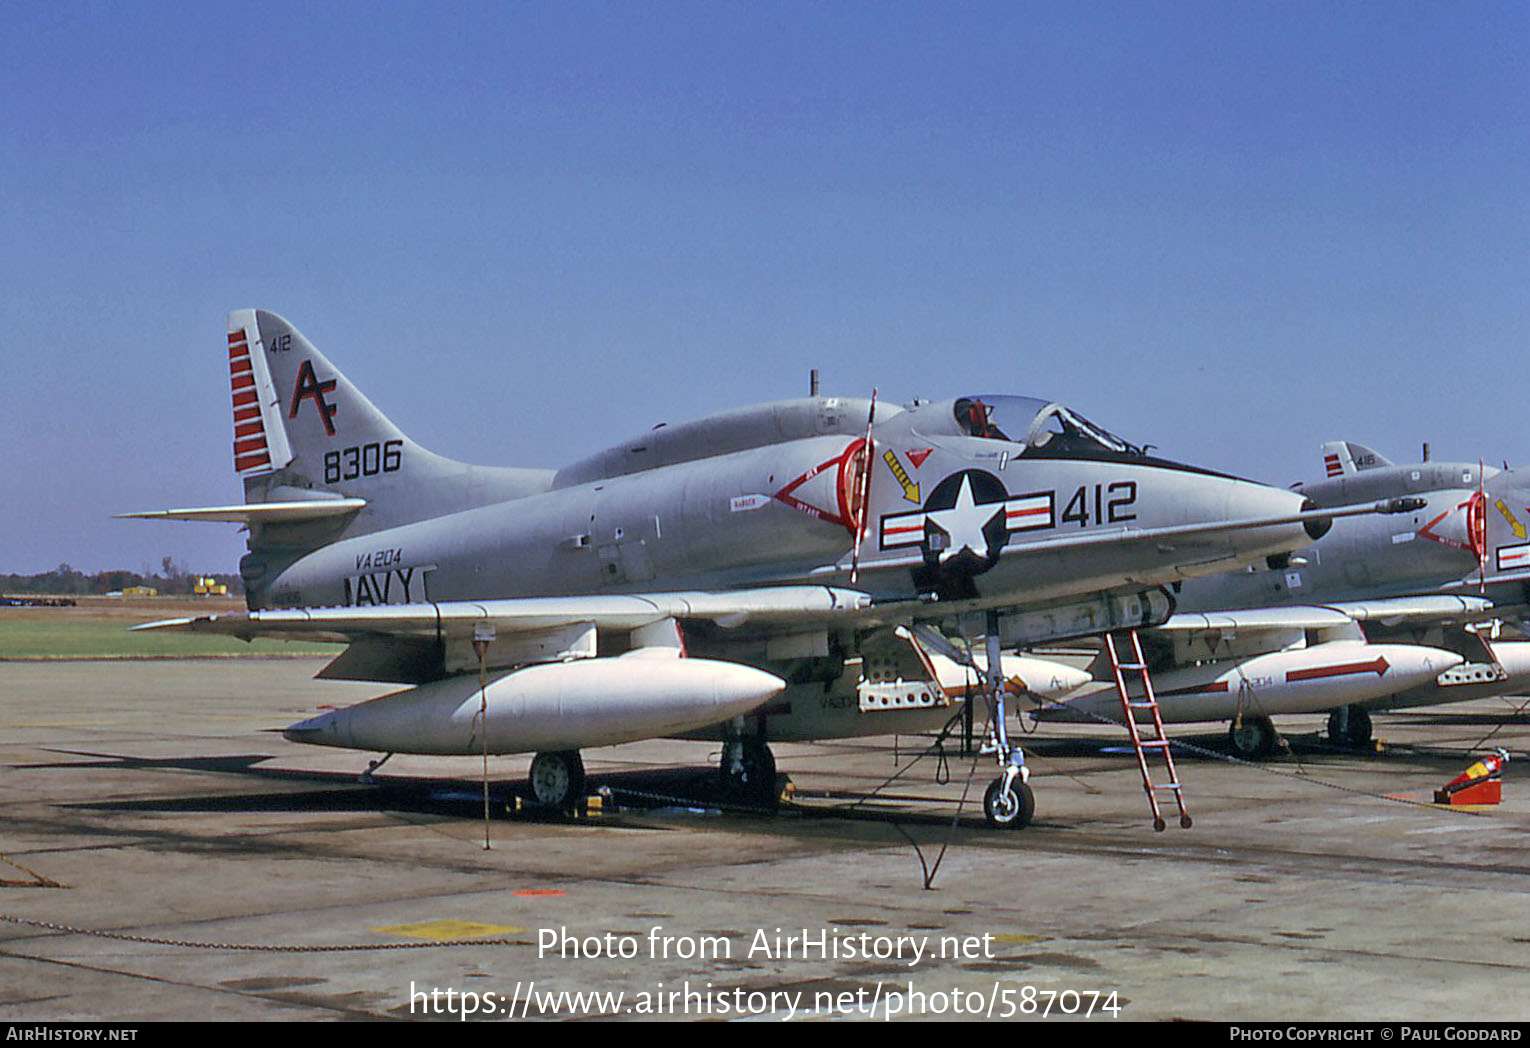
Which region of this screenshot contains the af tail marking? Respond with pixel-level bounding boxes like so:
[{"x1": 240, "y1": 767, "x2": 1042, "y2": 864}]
[{"x1": 290, "y1": 358, "x2": 339, "y2": 436}]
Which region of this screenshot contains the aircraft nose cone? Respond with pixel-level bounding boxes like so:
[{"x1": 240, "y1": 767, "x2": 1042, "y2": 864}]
[
  {"x1": 283, "y1": 709, "x2": 342, "y2": 744},
  {"x1": 713, "y1": 661, "x2": 788, "y2": 707},
  {"x1": 1193, "y1": 480, "x2": 1315, "y2": 570}
]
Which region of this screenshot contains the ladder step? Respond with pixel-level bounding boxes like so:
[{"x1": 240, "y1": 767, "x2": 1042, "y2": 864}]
[{"x1": 1108, "y1": 629, "x2": 1191, "y2": 830}]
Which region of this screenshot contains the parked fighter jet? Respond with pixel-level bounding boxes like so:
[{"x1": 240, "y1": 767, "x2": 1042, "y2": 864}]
[
  {"x1": 1034, "y1": 442, "x2": 1530, "y2": 758},
  {"x1": 123, "y1": 311, "x2": 1407, "y2": 826}
]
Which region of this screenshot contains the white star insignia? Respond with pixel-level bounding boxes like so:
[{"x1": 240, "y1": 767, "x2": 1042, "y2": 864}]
[{"x1": 925, "y1": 475, "x2": 1002, "y2": 563}]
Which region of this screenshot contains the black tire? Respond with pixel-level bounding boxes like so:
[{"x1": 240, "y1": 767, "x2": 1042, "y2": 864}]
[
  {"x1": 529, "y1": 750, "x2": 585, "y2": 811},
  {"x1": 1327, "y1": 706, "x2": 1373, "y2": 748},
  {"x1": 719, "y1": 738, "x2": 778, "y2": 808},
  {"x1": 983, "y1": 778, "x2": 1035, "y2": 829},
  {"x1": 1228, "y1": 716, "x2": 1277, "y2": 760}
]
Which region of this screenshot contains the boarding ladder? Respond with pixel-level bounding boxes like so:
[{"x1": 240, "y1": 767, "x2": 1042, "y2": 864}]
[{"x1": 1104, "y1": 630, "x2": 1191, "y2": 831}]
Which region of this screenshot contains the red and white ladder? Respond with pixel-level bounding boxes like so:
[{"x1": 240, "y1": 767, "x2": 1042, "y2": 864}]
[{"x1": 1104, "y1": 630, "x2": 1192, "y2": 831}]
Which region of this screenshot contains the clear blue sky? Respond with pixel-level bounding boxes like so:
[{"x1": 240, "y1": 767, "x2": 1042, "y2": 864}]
[{"x1": 4, "y1": 2, "x2": 1527, "y2": 574}]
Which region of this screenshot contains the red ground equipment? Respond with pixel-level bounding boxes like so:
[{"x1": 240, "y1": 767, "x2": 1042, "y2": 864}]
[{"x1": 1434, "y1": 748, "x2": 1510, "y2": 806}]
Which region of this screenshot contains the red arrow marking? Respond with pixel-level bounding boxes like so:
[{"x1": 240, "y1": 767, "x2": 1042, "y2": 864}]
[
  {"x1": 1157, "y1": 681, "x2": 1231, "y2": 698},
  {"x1": 1285, "y1": 656, "x2": 1390, "y2": 683}
]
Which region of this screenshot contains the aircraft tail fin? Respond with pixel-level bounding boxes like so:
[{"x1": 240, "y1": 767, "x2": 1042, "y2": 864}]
[
  {"x1": 1320, "y1": 441, "x2": 1393, "y2": 478},
  {"x1": 227, "y1": 310, "x2": 552, "y2": 534},
  {"x1": 228, "y1": 309, "x2": 411, "y2": 481}
]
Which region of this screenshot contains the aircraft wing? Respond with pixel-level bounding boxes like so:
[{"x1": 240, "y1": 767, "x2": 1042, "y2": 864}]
[
  {"x1": 1160, "y1": 595, "x2": 1494, "y2": 635},
  {"x1": 1320, "y1": 594, "x2": 1494, "y2": 625},
  {"x1": 136, "y1": 586, "x2": 874, "y2": 682},
  {"x1": 1139, "y1": 595, "x2": 1498, "y2": 670},
  {"x1": 137, "y1": 585, "x2": 872, "y2": 640}
]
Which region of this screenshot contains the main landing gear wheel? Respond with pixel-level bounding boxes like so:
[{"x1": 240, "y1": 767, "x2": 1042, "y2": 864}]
[
  {"x1": 1228, "y1": 716, "x2": 1278, "y2": 760},
  {"x1": 719, "y1": 738, "x2": 777, "y2": 809},
  {"x1": 529, "y1": 750, "x2": 586, "y2": 812},
  {"x1": 983, "y1": 779, "x2": 1035, "y2": 829},
  {"x1": 1327, "y1": 706, "x2": 1373, "y2": 749}
]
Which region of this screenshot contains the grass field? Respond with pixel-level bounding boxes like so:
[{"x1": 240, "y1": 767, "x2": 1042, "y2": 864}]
[{"x1": 0, "y1": 596, "x2": 342, "y2": 659}]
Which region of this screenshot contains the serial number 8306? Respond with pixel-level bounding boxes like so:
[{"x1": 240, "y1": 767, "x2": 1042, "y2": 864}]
[{"x1": 325, "y1": 440, "x2": 403, "y2": 483}]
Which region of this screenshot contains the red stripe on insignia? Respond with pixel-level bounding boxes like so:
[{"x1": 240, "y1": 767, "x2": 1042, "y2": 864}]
[{"x1": 1006, "y1": 506, "x2": 1047, "y2": 518}]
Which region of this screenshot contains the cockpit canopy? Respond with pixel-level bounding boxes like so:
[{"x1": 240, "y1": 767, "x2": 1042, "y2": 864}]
[{"x1": 947, "y1": 395, "x2": 1144, "y2": 458}]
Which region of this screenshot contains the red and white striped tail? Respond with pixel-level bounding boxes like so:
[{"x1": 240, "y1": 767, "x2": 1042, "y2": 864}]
[{"x1": 227, "y1": 311, "x2": 293, "y2": 476}]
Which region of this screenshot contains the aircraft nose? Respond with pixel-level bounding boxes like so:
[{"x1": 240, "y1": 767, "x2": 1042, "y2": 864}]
[
  {"x1": 283, "y1": 709, "x2": 345, "y2": 745},
  {"x1": 1189, "y1": 476, "x2": 1319, "y2": 573}
]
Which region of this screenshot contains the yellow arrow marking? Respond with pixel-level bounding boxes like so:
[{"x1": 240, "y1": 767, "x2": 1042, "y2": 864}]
[
  {"x1": 1495, "y1": 499, "x2": 1526, "y2": 540},
  {"x1": 882, "y1": 449, "x2": 920, "y2": 503}
]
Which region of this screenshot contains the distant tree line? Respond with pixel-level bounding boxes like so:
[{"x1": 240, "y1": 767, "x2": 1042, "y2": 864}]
[{"x1": 1, "y1": 561, "x2": 244, "y2": 597}]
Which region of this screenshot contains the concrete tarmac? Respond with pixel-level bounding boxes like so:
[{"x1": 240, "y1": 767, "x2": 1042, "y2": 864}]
[{"x1": 1, "y1": 658, "x2": 1528, "y2": 1022}]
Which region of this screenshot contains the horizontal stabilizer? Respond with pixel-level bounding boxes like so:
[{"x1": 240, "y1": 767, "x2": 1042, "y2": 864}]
[{"x1": 117, "y1": 499, "x2": 367, "y2": 524}]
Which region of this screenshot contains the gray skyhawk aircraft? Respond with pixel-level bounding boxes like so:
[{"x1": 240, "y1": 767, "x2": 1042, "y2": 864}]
[
  {"x1": 1035, "y1": 442, "x2": 1530, "y2": 758},
  {"x1": 124, "y1": 311, "x2": 1408, "y2": 827}
]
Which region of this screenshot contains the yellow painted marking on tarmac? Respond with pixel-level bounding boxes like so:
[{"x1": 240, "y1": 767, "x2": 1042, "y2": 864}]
[
  {"x1": 989, "y1": 933, "x2": 1049, "y2": 945},
  {"x1": 374, "y1": 920, "x2": 524, "y2": 940}
]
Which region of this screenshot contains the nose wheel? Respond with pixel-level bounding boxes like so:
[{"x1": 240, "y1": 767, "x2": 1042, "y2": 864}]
[{"x1": 983, "y1": 777, "x2": 1035, "y2": 829}]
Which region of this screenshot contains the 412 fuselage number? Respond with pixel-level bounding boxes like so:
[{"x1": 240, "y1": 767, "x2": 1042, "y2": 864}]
[{"x1": 1060, "y1": 481, "x2": 1137, "y2": 527}]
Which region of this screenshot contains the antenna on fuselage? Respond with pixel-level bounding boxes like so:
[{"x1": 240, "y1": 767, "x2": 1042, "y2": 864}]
[{"x1": 810, "y1": 369, "x2": 820, "y2": 397}]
